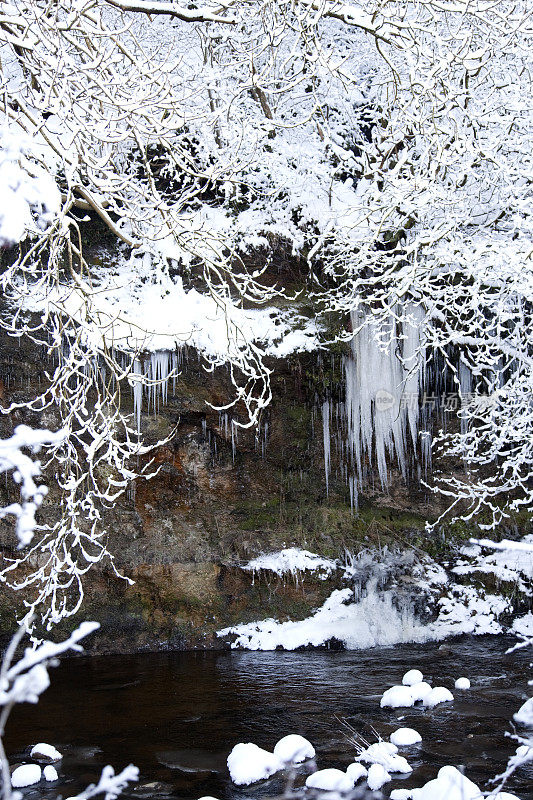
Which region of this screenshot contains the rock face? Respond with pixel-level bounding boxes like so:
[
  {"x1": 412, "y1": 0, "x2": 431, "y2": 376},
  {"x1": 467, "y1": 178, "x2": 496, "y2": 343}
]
[{"x1": 0, "y1": 331, "x2": 485, "y2": 652}]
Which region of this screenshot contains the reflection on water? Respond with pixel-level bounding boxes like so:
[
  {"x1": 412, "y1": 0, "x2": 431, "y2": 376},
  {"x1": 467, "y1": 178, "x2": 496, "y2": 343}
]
[{"x1": 5, "y1": 636, "x2": 533, "y2": 799}]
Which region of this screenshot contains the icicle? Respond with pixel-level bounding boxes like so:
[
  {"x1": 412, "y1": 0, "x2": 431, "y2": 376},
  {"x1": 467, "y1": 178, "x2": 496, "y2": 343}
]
[
  {"x1": 458, "y1": 360, "x2": 472, "y2": 436},
  {"x1": 322, "y1": 399, "x2": 331, "y2": 496},
  {"x1": 132, "y1": 358, "x2": 143, "y2": 432}
]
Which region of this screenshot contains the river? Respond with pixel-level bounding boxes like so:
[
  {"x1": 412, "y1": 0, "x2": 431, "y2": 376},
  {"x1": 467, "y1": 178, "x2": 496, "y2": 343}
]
[{"x1": 5, "y1": 636, "x2": 532, "y2": 799}]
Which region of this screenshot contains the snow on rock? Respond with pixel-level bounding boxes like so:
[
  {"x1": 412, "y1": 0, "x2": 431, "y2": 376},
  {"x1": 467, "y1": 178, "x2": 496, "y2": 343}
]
[
  {"x1": 11, "y1": 764, "x2": 42, "y2": 787},
  {"x1": 31, "y1": 743, "x2": 62, "y2": 762},
  {"x1": 409, "y1": 682, "x2": 433, "y2": 703},
  {"x1": 423, "y1": 687, "x2": 454, "y2": 708},
  {"x1": 402, "y1": 670, "x2": 423, "y2": 686},
  {"x1": 273, "y1": 734, "x2": 315, "y2": 763},
  {"x1": 345, "y1": 763, "x2": 367, "y2": 783},
  {"x1": 512, "y1": 612, "x2": 533, "y2": 637},
  {"x1": 43, "y1": 765, "x2": 58, "y2": 781},
  {"x1": 305, "y1": 768, "x2": 354, "y2": 792},
  {"x1": 381, "y1": 685, "x2": 417, "y2": 709},
  {"x1": 227, "y1": 743, "x2": 281, "y2": 785},
  {"x1": 430, "y1": 585, "x2": 511, "y2": 637},
  {"x1": 454, "y1": 677, "x2": 471, "y2": 690},
  {"x1": 218, "y1": 586, "x2": 432, "y2": 651},
  {"x1": 408, "y1": 765, "x2": 519, "y2": 800},
  {"x1": 244, "y1": 549, "x2": 338, "y2": 580},
  {"x1": 390, "y1": 791, "x2": 412, "y2": 799},
  {"x1": 357, "y1": 742, "x2": 412, "y2": 774},
  {"x1": 366, "y1": 763, "x2": 391, "y2": 790},
  {"x1": 453, "y1": 535, "x2": 533, "y2": 592},
  {"x1": 390, "y1": 728, "x2": 422, "y2": 747},
  {"x1": 514, "y1": 697, "x2": 533, "y2": 727}
]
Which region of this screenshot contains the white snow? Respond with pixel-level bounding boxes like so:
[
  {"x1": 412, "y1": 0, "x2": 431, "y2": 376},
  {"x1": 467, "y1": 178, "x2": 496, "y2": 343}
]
[
  {"x1": 512, "y1": 612, "x2": 533, "y2": 637},
  {"x1": 381, "y1": 685, "x2": 418, "y2": 709},
  {"x1": 273, "y1": 734, "x2": 315, "y2": 764},
  {"x1": 345, "y1": 763, "x2": 367, "y2": 783},
  {"x1": 11, "y1": 764, "x2": 42, "y2": 787},
  {"x1": 390, "y1": 791, "x2": 412, "y2": 800},
  {"x1": 357, "y1": 741, "x2": 412, "y2": 774},
  {"x1": 402, "y1": 670, "x2": 423, "y2": 686},
  {"x1": 43, "y1": 765, "x2": 58, "y2": 781},
  {"x1": 30, "y1": 743, "x2": 62, "y2": 761},
  {"x1": 407, "y1": 765, "x2": 519, "y2": 800},
  {"x1": 514, "y1": 697, "x2": 533, "y2": 727},
  {"x1": 423, "y1": 687, "x2": 454, "y2": 708},
  {"x1": 227, "y1": 743, "x2": 281, "y2": 785},
  {"x1": 453, "y1": 535, "x2": 533, "y2": 592},
  {"x1": 218, "y1": 586, "x2": 433, "y2": 651},
  {"x1": 430, "y1": 585, "x2": 511, "y2": 637},
  {"x1": 454, "y1": 677, "x2": 471, "y2": 690},
  {"x1": 366, "y1": 762, "x2": 391, "y2": 790},
  {"x1": 409, "y1": 682, "x2": 433, "y2": 703},
  {"x1": 305, "y1": 768, "x2": 354, "y2": 792},
  {"x1": 390, "y1": 728, "x2": 422, "y2": 747},
  {"x1": 244, "y1": 549, "x2": 338, "y2": 580}
]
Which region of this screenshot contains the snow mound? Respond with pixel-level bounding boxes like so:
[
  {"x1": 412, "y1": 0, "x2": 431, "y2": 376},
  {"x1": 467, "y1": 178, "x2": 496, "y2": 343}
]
[
  {"x1": 43, "y1": 765, "x2": 58, "y2": 781},
  {"x1": 512, "y1": 612, "x2": 533, "y2": 637},
  {"x1": 409, "y1": 682, "x2": 433, "y2": 702},
  {"x1": 305, "y1": 768, "x2": 354, "y2": 792},
  {"x1": 227, "y1": 743, "x2": 281, "y2": 785},
  {"x1": 273, "y1": 734, "x2": 315, "y2": 763},
  {"x1": 11, "y1": 764, "x2": 41, "y2": 787},
  {"x1": 381, "y1": 685, "x2": 417, "y2": 709},
  {"x1": 514, "y1": 697, "x2": 533, "y2": 727},
  {"x1": 345, "y1": 763, "x2": 367, "y2": 783},
  {"x1": 366, "y1": 763, "x2": 391, "y2": 790},
  {"x1": 219, "y1": 586, "x2": 432, "y2": 651},
  {"x1": 454, "y1": 677, "x2": 471, "y2": 690},
  {"x1": 408, "y1": 765, "x2": 520, "y2": 800},
  {"x1": 357, "y1": 742, "x2": 412, "y2": 774},
  {"x1": 390, "y1": 728, "x2": 422, "y2": 747},
  {"x1": 31, "y1": 743, "x2": 62, "y2": 762},
  {"x1": 402, "y1": 670, "x2": 423, "y2": 686},
  {"x1": 244, "y1": 549, "x2": 338, "y2": 579},
  {"x1": 423, "y1": 687, "x2": 454, "y2": 708}
]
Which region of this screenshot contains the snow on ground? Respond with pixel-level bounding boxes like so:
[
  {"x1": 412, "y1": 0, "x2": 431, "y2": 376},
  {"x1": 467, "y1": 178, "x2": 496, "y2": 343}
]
[
  {"x1": 454, "y1": 536, "x2": 533, "y2": 592},
  {"x1": 243, "y1": 548, "x2": 338, "y2": 580},
  {"x1": 390, "y1": 728, "x2": 422, "y2": 747},
  {"x1": 512, "y1": 612, "x2": 533, "y2": 637},
  {"x1": 218, "y1": 586, "x2": 432, "y2": 650},
  {"x1": 227, "y1": 743, "x2": 281, "y2": 785},
  {"x1": 430, "y1": 585, "x2": 512, "y2": 637}
]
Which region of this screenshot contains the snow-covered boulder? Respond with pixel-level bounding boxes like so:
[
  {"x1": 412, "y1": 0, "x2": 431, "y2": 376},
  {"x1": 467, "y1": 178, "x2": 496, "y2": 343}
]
[
  {"x1": 43, "y1": 765, "x2": 58, "y2": 781},
  {"x1": 11, "y1": 764, "x2": 41, "y2": 787},
  {"x1": 30, "y1": 742, "x2": 62, "y2": 762},
  {"x1": 345, "y1": 763, "x2": 367, "y2": 783},
  {"x1": 390, "y1": 728, "x2": 422, "y2": 747},
  {"x1": 514, "y1": 697, "x2": 533, "y2": 726},
  {"x1": 357, "y1": 742, "x2": 412, "y2": 774},
  {"x1": 381, "y1": 685, "x2": 416, "y2": 708},
  {"x1": 366, "y1": 763, "x2": 391, "y2": 790},
  {"x1": 273, "y1": 734, "x2": 315, "y2": 763},
  {"x1": 227, "y1": 743, "x2": 281, "y2": 785},
  {"x1": 409, "y1": 682, "x2": 432, "y2": 702},
  {"x1": 305, "y1": 768, "x2": 354, "y2": 792},
  {"x1": 402, "y1": 670, "x2": 423, "y2": 686},
  {"x1": 422, "y1": 687, "x2": 454, "y2": 708},
  {"x1": 454, "y1": 677, "x2": 471, "y2": 690},
  {"x1": 410, "y1": 765, "x2": 480, "y2": 800}
]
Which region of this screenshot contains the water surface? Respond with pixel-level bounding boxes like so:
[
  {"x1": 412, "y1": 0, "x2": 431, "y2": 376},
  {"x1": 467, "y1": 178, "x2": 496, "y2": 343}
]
[{"x1": 5, "y1": 636, "x2": 532, "y2": 799}]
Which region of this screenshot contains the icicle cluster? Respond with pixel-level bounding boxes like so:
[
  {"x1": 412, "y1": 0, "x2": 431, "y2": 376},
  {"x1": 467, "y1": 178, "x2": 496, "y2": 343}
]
[{"x1": 130, "y1": 350, "x2": 180, "y2": 431}]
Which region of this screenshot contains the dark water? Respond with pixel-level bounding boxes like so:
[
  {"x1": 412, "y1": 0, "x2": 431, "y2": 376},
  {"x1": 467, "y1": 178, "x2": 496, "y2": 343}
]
[{"x1": 5, "y1": 636, "x2": 533, "y2": 799}]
